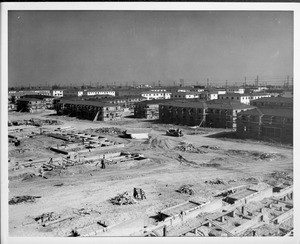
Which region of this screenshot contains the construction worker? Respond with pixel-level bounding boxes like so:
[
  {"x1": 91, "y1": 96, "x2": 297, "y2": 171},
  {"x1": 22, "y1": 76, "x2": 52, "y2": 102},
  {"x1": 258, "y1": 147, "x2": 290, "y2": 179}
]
[
  {"x1": 101, "y1": 155, "x2": 106, "y2": 169},
  {"x1": 141, "y1": 189, "x2": 146, "y2": 200}
]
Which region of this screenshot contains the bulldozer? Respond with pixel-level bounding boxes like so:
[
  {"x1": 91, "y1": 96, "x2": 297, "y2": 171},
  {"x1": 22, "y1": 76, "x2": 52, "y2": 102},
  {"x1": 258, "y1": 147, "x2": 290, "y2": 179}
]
[{"x1": 166, "y1": 128, "x2": 183, "y2": 137}]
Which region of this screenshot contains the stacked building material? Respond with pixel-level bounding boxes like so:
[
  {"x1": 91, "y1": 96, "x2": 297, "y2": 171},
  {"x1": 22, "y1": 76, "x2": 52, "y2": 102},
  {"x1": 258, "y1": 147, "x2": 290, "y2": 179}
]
[
  {"x1": 34, "y1": 212, "x2": 60, "y2": 225},
  {"x1": 9, "y1": 195, "x2": 41, "y2": 205}
]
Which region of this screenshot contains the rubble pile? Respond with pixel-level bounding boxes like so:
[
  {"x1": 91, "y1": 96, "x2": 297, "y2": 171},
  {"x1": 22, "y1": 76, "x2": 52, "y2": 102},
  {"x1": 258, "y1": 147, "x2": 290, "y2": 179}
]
[
  {"x1": 95, "y1": 127, "x2": 123, "y2": 135},
  {"x1": 177, "y1": 184, "x2": 195, "y2": 195},
  {"x1": 176, "y1": 143, "x2": 207, "y2": 153},
  {"x1": 204, "y1": 178, "x2": 225, "y2": 185},
  {"x1": 34, "y1": 212, "x2": 60, "y2": 225},
  {"x1": 9, "y1": 195, "x2": 41, "y2": 205},
  {"x1": 109, "y1": 192, "x2": 137, "y2": 205}
]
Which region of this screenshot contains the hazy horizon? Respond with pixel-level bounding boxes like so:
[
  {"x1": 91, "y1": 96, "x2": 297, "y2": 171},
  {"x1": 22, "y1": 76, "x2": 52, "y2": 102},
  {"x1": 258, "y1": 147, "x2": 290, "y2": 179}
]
[{"x1": 8, "y1": 11, "x2": 293, "y2": 87}]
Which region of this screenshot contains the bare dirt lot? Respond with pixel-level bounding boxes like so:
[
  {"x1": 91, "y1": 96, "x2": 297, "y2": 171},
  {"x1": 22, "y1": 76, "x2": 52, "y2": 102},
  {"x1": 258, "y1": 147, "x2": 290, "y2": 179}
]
[{"x1": 8, "y1": 110, "x2": 293, "y2": 237}]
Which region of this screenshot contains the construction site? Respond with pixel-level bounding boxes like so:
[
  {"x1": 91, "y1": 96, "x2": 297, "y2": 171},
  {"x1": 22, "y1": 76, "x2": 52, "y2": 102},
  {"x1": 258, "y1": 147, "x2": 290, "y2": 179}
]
[{"x1": 8, "y1": 110, "x2": 293, "y2": 237}]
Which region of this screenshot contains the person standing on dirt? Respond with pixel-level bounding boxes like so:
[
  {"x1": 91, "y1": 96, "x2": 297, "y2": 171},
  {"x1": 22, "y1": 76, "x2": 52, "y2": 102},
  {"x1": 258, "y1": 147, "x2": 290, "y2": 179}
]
[{"x1": 101, "y1": 155, "x2": 106, "y2": 169}]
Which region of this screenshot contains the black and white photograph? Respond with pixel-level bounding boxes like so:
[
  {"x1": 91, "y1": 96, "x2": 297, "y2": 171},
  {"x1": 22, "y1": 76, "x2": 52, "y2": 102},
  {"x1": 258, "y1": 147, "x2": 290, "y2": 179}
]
[{"x1": 1, "y1": 2, "x2": 299, "y2": 243}]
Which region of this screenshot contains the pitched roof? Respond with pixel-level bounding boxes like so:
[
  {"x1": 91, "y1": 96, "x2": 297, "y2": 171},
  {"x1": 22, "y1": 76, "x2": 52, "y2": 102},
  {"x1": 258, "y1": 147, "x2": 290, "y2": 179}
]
[
  {"x1": 136, "y1": 99, "x2": 171, "y2": 105},
  {"x1": 239, "y1": 107, "x2": 293, "y2": 118},
  {"x1": 58, "y1": 100, "x2": 116, "y2": 107},
  {"x1": 206, "y1": 99, "x2": 255, "y2": 110},
  {"x1": 252, "y1": 97, "x2": 293, "y2": 103},
  {"x1": 160, "y1": 99, "x2": 208, "y2": 109},
  {"x1": 220, "y1": 93, "x2": 247, "y2": 97},
  {"x1": 260, "y1": 108, "x2": 293, "y2": 117}
]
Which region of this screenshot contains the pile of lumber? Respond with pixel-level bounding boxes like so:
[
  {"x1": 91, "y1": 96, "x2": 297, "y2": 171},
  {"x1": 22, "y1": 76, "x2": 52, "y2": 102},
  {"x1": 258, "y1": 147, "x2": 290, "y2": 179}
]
[
  {"x1": 9, "y1": 195, "x2": 41, "y2": 205},
  {"x1": 34, "y1": 212, "x2": 60, "y2": 225},
  {"x1": 109, "y1": 192, "x2": 137, "y2": 205},
  {"x1": 95, "y1": 127, "x2": 123, "y2": 135}
]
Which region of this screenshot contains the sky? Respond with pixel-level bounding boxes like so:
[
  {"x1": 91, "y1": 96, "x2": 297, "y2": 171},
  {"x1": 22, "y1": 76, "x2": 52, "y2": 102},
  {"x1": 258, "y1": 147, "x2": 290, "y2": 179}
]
[{"x1": 8, "y1": 11, "x2": 293, "y2": 87}]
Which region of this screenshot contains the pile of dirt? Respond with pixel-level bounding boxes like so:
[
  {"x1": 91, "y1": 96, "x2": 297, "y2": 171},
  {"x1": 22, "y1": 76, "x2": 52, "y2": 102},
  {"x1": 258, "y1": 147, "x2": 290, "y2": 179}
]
[
  {"x1": 227, "y1": 150, "x2": 284, "y2": 161},
  {"x1": 9, "y1": 195, "x2": 41, "y2": 205},
  {"x1": 109, "y1": 192, "x2": 137, "y2": 205},
  {"x1": 177, "y1": 184, "x2": 195, "y2": 195},
  {"x1": 144, "y1": 136, "x2": 177, "y2": 150},
  {"x1": 175, "y1": 143, "x2": 207, "y2": 154},
  {"x1": 94, "y1": 127, "x2": 123, "y2": 135}
]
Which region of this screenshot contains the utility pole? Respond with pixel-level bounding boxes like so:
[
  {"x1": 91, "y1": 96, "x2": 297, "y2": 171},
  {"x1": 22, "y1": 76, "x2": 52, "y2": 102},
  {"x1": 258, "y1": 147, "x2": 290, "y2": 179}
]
[
  {"x1": 180, "y1": 79, "x2": 184, "y2": 87},
  {"x1": 287, "y1": 75, "x2": 289, "y2": 89}
]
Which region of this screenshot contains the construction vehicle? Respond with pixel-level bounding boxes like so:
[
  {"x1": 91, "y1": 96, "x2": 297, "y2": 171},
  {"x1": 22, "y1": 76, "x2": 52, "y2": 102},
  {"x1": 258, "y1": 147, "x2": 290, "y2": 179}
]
[{"x1": 166, "y1": 128, "x2": 183, "y2": 137}]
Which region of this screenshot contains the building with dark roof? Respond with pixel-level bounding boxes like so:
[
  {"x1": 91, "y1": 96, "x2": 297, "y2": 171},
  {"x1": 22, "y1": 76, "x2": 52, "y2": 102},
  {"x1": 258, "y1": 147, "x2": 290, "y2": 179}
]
[
  {"x1": 236, "y1": 107, "x2": 293, "y2": 143},
  {"x1": 56, "y1": 100, "x2": 123, "y2": 121},
  {"x1": 250, "y1": 97, "x2": 293, "y2": 109},
  {"x1": 158, "y1": 99, "x2": 254, "y2": 129},
  {"x1": 16, "y1": 98, "x2": 45, "y2": 113},
  {"x1": 159, "y1": 100, "x2": 208, "y2": 126},
  {"x1": 206, "y1": 99, "x2": 255, "y2": 129},
  {"x1": 21, "y1": 94, "x2": 55, "y2": 109},
  {"x1": 134, "y1": 99, "x2": 171, "y2": 119},
  {"x1": 85, "y1": 95, "x2": 146, "y2": 109}
]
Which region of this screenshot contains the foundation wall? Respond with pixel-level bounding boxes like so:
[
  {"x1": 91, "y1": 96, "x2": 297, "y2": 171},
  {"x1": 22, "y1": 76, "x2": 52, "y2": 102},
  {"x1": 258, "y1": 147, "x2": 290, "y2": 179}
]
[
  {"x1": 231, "y1": 214, "x2": 264, "y2": 235},
  {"x1": 244, "y1": 187, "x2": 273, "y2": 204},
  {"x1": 162, "y1": 199, "x2": 222, "y2": 226},
  {"x1": 272, "y1": 209, "x2": 293, "y2": 224},
  {"x1": 273, "y1": 186, "x2": 293, "y2": 199}
]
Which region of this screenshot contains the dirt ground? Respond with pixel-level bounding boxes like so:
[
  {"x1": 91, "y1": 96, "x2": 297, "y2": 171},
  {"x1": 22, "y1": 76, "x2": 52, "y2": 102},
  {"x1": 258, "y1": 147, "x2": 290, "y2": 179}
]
[{"x1": 8, "y1": 110, "x2": 293, "y2": 237}]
